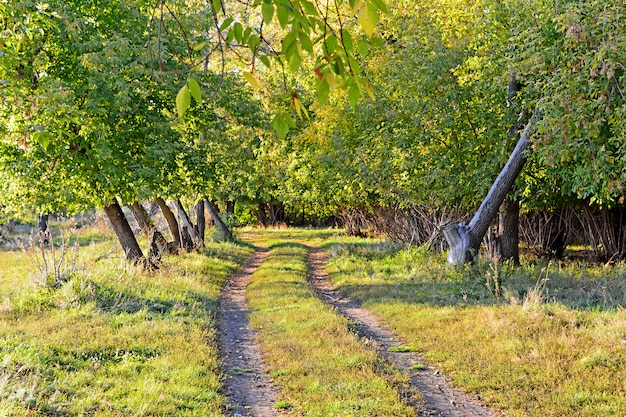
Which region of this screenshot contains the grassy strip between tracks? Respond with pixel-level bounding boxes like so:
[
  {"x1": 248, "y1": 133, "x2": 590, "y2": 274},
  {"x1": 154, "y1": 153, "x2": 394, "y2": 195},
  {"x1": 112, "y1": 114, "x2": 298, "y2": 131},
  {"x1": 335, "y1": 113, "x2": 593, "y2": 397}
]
[
  {"x1": 245, "y1": 240, "x2": 417, "y2": 417},
  {"x1": 323, "y1": 237, "x2": 626, "y2": 417},
  {"x1": 0, "y1": 226, "x2": 254, "y2": 417}
]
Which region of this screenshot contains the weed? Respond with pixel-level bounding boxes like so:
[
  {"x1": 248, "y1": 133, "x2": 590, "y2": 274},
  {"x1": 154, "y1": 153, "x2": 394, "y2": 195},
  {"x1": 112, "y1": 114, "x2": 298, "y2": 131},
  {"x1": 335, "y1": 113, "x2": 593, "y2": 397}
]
[{"x1": 389, "y1": 346, "x2": 416, "y2": 353}]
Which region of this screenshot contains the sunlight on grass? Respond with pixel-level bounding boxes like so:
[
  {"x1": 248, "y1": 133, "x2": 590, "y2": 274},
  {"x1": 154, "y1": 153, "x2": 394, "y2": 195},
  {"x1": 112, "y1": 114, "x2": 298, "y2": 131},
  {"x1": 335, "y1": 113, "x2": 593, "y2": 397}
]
[
  {"x1": 0, "y1": 225, "x2": 253, "y2": 416},
  {"x1": 243, "y1": 239, "x2": 417, "y2": 416},
  {"x1": 323, "y1": 234, "x2": 626, "y2": 417}
]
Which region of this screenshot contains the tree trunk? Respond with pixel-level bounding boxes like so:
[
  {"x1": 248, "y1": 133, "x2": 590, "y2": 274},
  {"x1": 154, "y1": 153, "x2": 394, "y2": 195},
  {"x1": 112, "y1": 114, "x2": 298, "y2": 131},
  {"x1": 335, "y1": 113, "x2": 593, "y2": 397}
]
[
  {"x1": 497, "y1": 197, "x2": 520, "y2": 265},
  {"x1": 37, "y1": 214, "x2": 49, "y2": 244},
  {"x1": 155, "y1": 196, "x2": 181, "y2": 245},
  {"x1": 206, "y1": 199, "x2": 234, "y2": 242},
  {"x1": 131, "y1": 201, "x2": 157, "y2": 238},
  {"x1": 226, "y1": 200, "x2": 235, "y2": 216},
  {"x1": 444, "y1": 114, "x2": 537, "y2": 265},
  {"x1": 103, "y1": 200, "x2": 145, "y2": 264},
  {"x1": 195, "y1": 200, "x2": 206, "y2": 243},
  {"x1": 175, "y1": 199, "x2": 202, "y2": 250},
  {"x1": 257, "y1": 202, "x2": 268, "y2": 226}
]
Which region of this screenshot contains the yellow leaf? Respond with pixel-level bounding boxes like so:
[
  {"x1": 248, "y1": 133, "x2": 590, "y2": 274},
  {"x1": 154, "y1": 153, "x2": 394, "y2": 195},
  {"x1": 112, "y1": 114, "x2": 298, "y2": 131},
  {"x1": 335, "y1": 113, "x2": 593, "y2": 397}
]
[
  {"x1": 176, "y1": 85, "x2": 191, "y2": 118},
  {"x1": 298, "y1": 98, "x2": 310, "y2": 120},
  {"x1": 365, "y1": 82, "x2": 375, "y2": 101},
  {"x1": 325, "y1": 72, "x2": 338, "y2": 91},
  {"x1": 358, "y1": 5, "x2": 374, "y2": 38},
  {"x1": 294, "y1": 97, "x2": 303, "y2": 119},
  {"x1": 243, "y1": 71, "x2": 260, "y2": 89}
]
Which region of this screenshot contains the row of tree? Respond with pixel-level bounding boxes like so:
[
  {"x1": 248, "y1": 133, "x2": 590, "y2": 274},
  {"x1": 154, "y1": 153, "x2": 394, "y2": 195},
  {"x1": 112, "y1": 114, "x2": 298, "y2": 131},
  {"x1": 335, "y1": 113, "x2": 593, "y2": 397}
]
[{"x1": 2, "y1": 0, "x2": 626, "y2": 265}]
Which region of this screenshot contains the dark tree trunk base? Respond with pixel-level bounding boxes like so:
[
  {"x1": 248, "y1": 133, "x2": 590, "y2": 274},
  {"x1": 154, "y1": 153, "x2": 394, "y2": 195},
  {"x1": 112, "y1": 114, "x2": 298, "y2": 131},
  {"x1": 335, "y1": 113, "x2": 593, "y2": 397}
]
[{"x1": 104, "y1": 200, "x2": 145, "y2": 265}]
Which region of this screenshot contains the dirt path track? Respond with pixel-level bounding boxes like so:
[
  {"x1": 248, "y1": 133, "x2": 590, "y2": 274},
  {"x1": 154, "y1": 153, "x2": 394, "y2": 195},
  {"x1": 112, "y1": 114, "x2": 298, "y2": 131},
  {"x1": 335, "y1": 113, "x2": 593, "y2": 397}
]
[
  {"x1": 306, "y1": 246, "x2": 497, "y2": 417},
  {"x1": 218, "y1": 248, "x2": 280, "y2": 417}
]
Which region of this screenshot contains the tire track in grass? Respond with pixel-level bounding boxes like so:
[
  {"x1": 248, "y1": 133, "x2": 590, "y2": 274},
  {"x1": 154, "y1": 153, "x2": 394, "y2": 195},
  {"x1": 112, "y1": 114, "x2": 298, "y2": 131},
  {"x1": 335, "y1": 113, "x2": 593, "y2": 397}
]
[
  {"x1": 306, "y1": 246, "x2": 497, "y2": 417},
  {"x1": 245, "y1": 242, "x2": 417, "y2": 416},
  {"x1": 218, "y1": 247, "x2": 280, "y2": 417}
]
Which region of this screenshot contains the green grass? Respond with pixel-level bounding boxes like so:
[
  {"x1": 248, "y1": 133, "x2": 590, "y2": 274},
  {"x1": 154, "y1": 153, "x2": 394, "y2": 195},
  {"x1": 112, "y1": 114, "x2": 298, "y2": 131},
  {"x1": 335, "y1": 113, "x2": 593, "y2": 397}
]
[
  {"x1": 243, "y1": 239, "x2": 417, "y2": 416},
  {"x1": 323, "y1": 236, "x2": 626, "y2": 416},
  {"x1": 0, "y1": 225, "x2": 254, "y2": 416}
]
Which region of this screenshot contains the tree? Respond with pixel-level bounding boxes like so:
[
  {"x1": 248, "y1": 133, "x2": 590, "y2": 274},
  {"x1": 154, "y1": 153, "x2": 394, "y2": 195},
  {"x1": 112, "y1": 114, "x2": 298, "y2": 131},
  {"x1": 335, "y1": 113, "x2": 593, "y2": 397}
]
[{"x1": 0, "y1": 0, "x2": 198, "y2": 263}]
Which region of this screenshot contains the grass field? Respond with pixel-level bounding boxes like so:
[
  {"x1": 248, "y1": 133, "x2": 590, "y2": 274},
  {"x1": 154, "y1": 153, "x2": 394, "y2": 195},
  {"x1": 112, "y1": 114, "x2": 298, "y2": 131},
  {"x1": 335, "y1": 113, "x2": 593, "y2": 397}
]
[
  {"x1": 2, "y1": 224, "x2": 626, "y2": 416},
  {"x1": 322, "y1": 236, "x2": 626, "y2": 416},
  {"x1": 0, "y1": 222, "x2": 253, "y2": 416}
]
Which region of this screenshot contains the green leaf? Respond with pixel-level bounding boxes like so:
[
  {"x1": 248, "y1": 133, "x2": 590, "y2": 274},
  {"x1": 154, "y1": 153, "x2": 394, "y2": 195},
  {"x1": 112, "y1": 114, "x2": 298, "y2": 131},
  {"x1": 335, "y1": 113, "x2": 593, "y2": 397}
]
[
  {"x1": 301, "y1": 0, "x2": 319, "y2": 16},
  {"x1": 276, "y1": 5, "x2": 289, "y2": 28},
  {"x1": 262, "y1": 2, "x2": 274, "y2": 24},
  {"x1": 219, "y1": 17, "x2": 233, "y2": 31},
  {"x1": 369, "y1": 0, "x2": 389, "y2": 14},
  {"x1": 341, "y1": 29, "x2": 354, "y2": 53},
  {"x1": 325, "y1": 35, "x2": 338, "y2": 54},
  {"x1": 271, "y1": 113, "x2": 289, "y2": 139},
  {"x1": 187, "y1": 78, "x2": 202, "y2": 103},
  {"x1": 212, "y1": 0, "x2": 223, "y2": 14},
  {"x1": 317, "y1": 77, "x2": 330, "y2": 104},
  {"x1": 176, "y1": 84, "x2": 191, "y2": 118},
  {"x1": 242, "y1": 27, "x2": 252, "y2": 43},
  {"x1": 299, "y1": 30, "x2": 313, "y2": 53},
  {"x1": 259, "y1": 55, "x2": 271, "y2": 67},
  {"x1": 348, "y1": 83, "x2": 360, "y2": 107},
  {"x1": 288, "y1": 49, "x2": 302, "y2": 72},
  {"x1": 233, "y1": 22, "x2": 243, "y2": 43},
  {"x1": 357, "y1": 39, "x2": 369, "y2": 56}
]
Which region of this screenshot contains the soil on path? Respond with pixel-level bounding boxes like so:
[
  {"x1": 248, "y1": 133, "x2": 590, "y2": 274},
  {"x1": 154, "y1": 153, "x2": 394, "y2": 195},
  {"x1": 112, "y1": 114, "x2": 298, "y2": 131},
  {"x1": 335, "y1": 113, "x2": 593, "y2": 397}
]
[
  {"x1": 218, "y1": 248, "x2": 281, "y2": 417},
  {"x1": 306, "y1": 246, "x2": 497, "y2": 417}
]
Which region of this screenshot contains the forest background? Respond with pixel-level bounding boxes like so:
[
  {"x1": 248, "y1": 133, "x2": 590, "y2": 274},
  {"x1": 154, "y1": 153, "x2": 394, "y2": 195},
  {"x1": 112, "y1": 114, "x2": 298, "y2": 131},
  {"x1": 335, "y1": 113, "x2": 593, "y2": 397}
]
[{"x1": 1, "y1": 0, "x2": 626, "y2": 264}]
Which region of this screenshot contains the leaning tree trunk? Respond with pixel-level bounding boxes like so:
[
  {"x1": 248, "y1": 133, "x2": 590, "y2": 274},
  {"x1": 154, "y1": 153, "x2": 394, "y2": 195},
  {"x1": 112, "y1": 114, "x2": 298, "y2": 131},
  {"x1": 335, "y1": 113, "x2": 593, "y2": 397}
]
[
  {"x1": 443, "y1": 114, "x2": 537, "y2": 265},
  {"x1": 131, "y1": 201, "x2": 157, "y2": 238},
  {"x1": 104, "y1": 200, "x2": 145, "y2": 264},
  {"x1": 155, "y1": 196, "x2": 181, "y2": 246},
  {"x1": 205, "y1": 199, "x2": 234, "y2": 242}
]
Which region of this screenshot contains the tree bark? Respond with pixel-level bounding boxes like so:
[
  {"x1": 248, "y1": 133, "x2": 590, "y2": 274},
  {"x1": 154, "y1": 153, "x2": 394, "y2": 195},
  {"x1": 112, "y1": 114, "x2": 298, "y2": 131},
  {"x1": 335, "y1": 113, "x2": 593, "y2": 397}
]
[
  {"x1": 155, "y1": 196, "x2": 181, "y2": 245},
  {"x1": 206, "y1": 199, "x2": 234, "y2": 242},
  {"x1": 37, "y1": 214, "x2": 49, "y2": 244},
  {"x1": 131, "y1": 201, "x2": 157, "y2": 238},
  {"x1": 226, "y1": 200, "x2": 235, "y2": 216},
  {"x1": 175, "y1": 199, "x2": 202, "y2": 250},
  {"x1": 195, "y1": 200, "x2": 206, "y2": 243},
  {"x1": 103, "y1": 200, "x2": 145, "y2": 264},
  {"x1": 497, "y1": 197, "x2": 520, "y2": 265},
  {"x1": 257, "y1": 202, "x2": 268, "y2": 226},
  {"x1": 444, "y1": 113, "x2": 537, "y2": 266}
]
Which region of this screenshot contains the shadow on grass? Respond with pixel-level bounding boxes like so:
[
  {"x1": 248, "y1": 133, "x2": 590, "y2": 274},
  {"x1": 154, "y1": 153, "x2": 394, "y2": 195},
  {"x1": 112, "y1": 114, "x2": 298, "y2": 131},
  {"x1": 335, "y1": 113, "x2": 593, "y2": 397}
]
[
  {"x1": 91, "y1": 281, "x2": 219, "y2": 317},
  {"x1": 323, "y1": 240, "x2": 626, "y2": 312}
]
